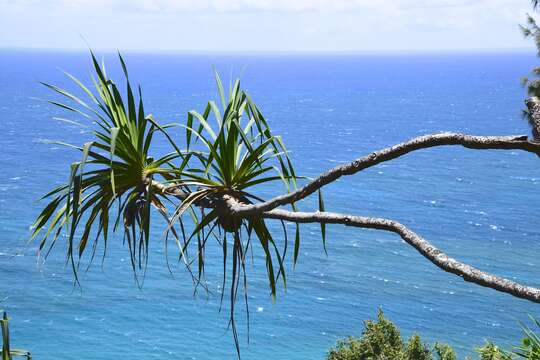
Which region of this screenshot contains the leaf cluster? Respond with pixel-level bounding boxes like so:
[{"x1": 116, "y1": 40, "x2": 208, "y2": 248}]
[
  {"x1": 521, "y1": 14, "x2": 540, "y2": 100},
  {"x1": 32, "y1": 52, "x2": 178, "y2": 284},
  {"x1": 326, "y1": 309, "x2": 456, "y2": 360},
  {"x1": 326, "y1": 311, "x2": 540, "y2": 360},
  {"x1": 167, "y1": 69, "x2": 303, "y2": 351},
  {"x1": 31, "y1": 52, "x2": 319, "y2": 355},
  {"x1": 510, "y1": 316, "x2": 540, "y2": 359}
]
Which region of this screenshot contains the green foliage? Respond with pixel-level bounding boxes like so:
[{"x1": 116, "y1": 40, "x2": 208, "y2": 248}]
[
  {"x1": 32, "y1": 52, "x2": 310, "y2": 354},
  {"x1": 520, "y1": 0, "x2": 540, "y2": 92},
  {"x1": 510, "y1": 316, "x2": 540, "y2": 359},
  {"x1": 405, "y1": 334, "x2": 432, "y2": 360},
  {"x1": 520, "y1": 13, "x2": 540, "y2": 99},
  {"x1": 474, "y1": 316, "x2": 540, "y2": 360},
  {"x1": 355, "y1": 309, "x2": 404, "y2": 359},
  {"x1": 326, "y1": 338, "x2": 368, "y2": 360},
  {"x1": 520, "y1": 1, "x2": 540, "y2": 134},
  {"x1": 169, "y1": 70, "x2": 301, "y2": 351},
  {"x1": 0, "y1": 311, "x2": 31, "y2": 360},
  {"x1": 32, "y1": 51, "x2": 180, "y2": 283},
  {"x1": 172, "y1": 70, "x2": 299, "y2": 296},
  {"x1": 433, "y1": 342, "x2": 457, "y2": 360},
  {"x1": 326, "y1": 310, "x2": 401, "y2": 360},
  {"x1": 476, "y1": 342, "x2": 512, "y2": 360},
  {"x1": 325, "y1": 311, "x2": 540, "y2": 360},
  {"x1": 326, "y1": 309, "x2": 453, "y2": 360}
]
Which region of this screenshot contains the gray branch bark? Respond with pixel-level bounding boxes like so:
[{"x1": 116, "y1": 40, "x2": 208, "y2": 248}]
[
  {"x1": 263, "y1": 209, "x2": 540, "y2": 304},
  {"x1": 151, "y1": 132, "x2": 540, "y2": 304},
  {"x1": 228, "y1": 133, "x2": 540, "y2": 216},
  {"x1": 525, "y1": 96, "x2": 540, "y2": 141}
]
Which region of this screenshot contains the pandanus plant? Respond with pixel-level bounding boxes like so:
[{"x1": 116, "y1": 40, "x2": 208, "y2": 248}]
[
  {"x1": 1, "y1": 312, "x2": 31, "y2": 360},
  {"x1": 31, "y1": 52, "x2": 309, "y2": 352}
]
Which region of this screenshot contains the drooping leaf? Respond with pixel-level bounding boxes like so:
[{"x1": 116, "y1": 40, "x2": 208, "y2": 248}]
[{"x1": 318, "y1": 189, "x2": 327, "y2": 254}]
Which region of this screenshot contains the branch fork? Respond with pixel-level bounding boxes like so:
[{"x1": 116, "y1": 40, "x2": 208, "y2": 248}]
[{"x1": 161, "y1": 132, "x2": 540, "y2": 304}]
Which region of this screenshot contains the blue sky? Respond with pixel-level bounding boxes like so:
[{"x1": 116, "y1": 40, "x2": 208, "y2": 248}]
[{"x1": 0, "y1": 0, "x2": 535, "y2": 52}]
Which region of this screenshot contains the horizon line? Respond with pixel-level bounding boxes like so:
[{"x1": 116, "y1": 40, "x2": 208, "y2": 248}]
[{"x1": 0, "y1": 45, "x2": 537, "y2": 56}]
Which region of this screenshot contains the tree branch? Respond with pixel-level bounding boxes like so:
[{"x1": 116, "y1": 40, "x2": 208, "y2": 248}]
[
  {"x1": 228, "y1": 133, "x2": 540, "y2": 216},
  {"x1": 525, "y1": 97, "x2": 540, "y2": 141},
  {"x1": 150, "y1": 180, "x2": 215, "y2": 208},
  {"x1": 150, "y1": 133, "x2": 540, "y2": 304},
  {"x1": 263, "y1": 209, "x2": 540, "y2": 304}
]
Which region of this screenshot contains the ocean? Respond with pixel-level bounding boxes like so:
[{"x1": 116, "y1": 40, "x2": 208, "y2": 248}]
[{"x1": 1, "y1": 49, "x2": 539, "y2": 359}]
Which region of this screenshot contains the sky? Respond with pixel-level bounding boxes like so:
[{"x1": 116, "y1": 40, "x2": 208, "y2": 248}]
[{"x1": 0, "y1": 0, "x2": 537, "y2": 52}]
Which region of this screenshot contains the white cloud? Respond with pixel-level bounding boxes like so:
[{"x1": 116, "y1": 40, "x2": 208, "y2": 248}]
[
  {"x1": 0, "y1": 0, "x2": 505, "y2": 14},
  {"x1": 0, "y1": 0, "x2": 534, "y2": 51}
]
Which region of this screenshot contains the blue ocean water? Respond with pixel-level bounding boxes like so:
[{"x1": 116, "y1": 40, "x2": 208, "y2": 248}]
[{"x1": 1, "y1": 49, "x2": 540, "y2": 359}]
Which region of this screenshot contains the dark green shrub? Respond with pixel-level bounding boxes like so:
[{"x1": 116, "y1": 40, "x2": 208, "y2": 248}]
[
  {"x1": 475, "y1": 341, "x2": 512, "y2": 360},
  {"x1": 325, "y1": 311, "x2": 540, "y2": 360},
  {"x1": 474, "y1": 316, "x2": 540, "y2": 360},
  {"x1": 433, "y1": 342, "x2": 457, "y2": 360},
  {"x1": 326, "y1": 309, "x2": 452, "y2": 360},
  {"x1": 357, "y1": 309, "x2": 404, "y2": 359},
  {"x1": 405, "y1": 334, "x2": 432, "y2": 360},
  {"x1": 326, "y1": 309, "x2": 402, "y2": 360}
]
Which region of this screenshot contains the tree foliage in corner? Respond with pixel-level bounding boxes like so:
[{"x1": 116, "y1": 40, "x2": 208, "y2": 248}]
[
  {"x1": 326, "y1": 309, "x2": 456, "y2": 360},
  {"x1": 521, "y1": 1, "x2": 540, "y2": 141},
  {"x1": 326, "y1": 310, "x2": 540, "y2": 360}
]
